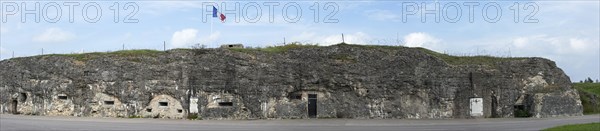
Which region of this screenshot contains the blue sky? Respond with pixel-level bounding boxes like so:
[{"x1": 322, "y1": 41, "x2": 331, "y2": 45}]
[{"x1": 0, "y1": 0, "x2": 598, "y2": 82}]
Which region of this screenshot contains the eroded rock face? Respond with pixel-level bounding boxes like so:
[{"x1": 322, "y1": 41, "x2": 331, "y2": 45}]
[{"x1": 0, "y1": 45, "x2": 583, "y2": 119}]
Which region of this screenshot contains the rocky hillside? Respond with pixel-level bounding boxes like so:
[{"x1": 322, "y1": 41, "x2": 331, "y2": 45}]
[{"x1": 0, "y1": 44, "x2": 583, "y2": 119}]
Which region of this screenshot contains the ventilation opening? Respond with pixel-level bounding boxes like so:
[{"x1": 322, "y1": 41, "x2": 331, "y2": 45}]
[
  {"x1": 289, "y1": 94, "x2": 302, "y2": 100},
  {"x1": 177, "y1": 109, "x2": 183, "y2": 113},
  {"x1": 159, "y1": 102, "x2": 169, "y2": 107},
  {"x1": 58, "y1": 95, "x2": 68, "y2": 100},
  {"x1": 146, "y1": 108, "x2": 152, "y2": 112},
  {"x1": 104, "y1": 101, "x2": 115, "y2": 105},
  {"x1": 19, "y1": 93, "x2": 27, "y2": 102},
  {"x1": 218, "y1": 102, "x2": 233, "y2": 106}
]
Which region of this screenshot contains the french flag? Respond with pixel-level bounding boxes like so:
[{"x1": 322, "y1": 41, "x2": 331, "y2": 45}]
[{"x1": 212, "y1": 6, "x2": 226, "y2": 22}]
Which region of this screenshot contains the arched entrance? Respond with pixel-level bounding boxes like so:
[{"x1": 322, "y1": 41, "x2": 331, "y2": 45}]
[{"x1": 11, "y1": 99, "x2": 18, "y2": 114}]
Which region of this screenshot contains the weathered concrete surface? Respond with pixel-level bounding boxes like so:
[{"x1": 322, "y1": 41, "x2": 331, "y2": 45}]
[{"x1": 0, "y1": 44, "x2": 583, "y2": 119}]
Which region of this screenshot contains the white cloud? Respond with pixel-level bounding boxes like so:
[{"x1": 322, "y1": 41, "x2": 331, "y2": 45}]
[
  {"x1": 170, "y1": 28, "x2": 220, "y2": 48},
  {"x1": 290, "y1": 32, "x2": 317, "y2": 42},
  {"x1": 171, "y1": 29, "x2": 199, "y2": 47},
  {"x1": 505, "y1": 34, "x2": 599, "y2": 82},
  {"x1": 207, "y1": 31, "x2": 221, "y2": 43},
  {"x1": 365, "y1": 10, "x2": 400, "y2": 22},
  {"x1": 33, "y1": 28, "x2": 75, "y2": 43},
  {"x1": 403, "y1": 32, "x2": 441, "y2": 50},
  {"x1": 568, "y1": 38, "x2": 588, "y2": 51},
  {"x1": 321, "y1": 32, "x2": 371, "y2": 46},
  {"x1": 288, "y1": 32, "x2": 371, "y2": 46},
  {"x1": 510, "y1": 35, "x2": 595, "y2": 55}
]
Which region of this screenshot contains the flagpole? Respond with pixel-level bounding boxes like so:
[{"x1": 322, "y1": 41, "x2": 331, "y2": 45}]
[{"x1": 211, "y1": 15, "x2": 213, "y2": 39}]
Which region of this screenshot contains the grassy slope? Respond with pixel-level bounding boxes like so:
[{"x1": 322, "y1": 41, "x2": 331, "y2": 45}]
[
  {"x1": 542, "y1": 122, "x2": 600, "y2": 131},
  {"x1": 7, "y1": 43, "x2": 529, "y2": 66},
  {"x1": 575, "y1": 83, "x2": 600, "y2": 95},
  {"x1": 228, "y1": 43, "x2": 319, "y2": 53},
  {"x1": 228, "y1": 43, "x2": 527, "y2": 66},
  {"x1": 4, "y1": 43, "x2": 528, "y2": 67},
  {"x1": 574, "y1": 83, "x2": 600, "y2": 114},
  {"x1": 412, "y1": 47, "x2": 527, "y2": 66},
  {"x1": 42, "y1": 49, "x2": 165, "y2": 61}
]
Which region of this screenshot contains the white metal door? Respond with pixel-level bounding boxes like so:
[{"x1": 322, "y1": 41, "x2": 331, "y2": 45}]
[{"x1": 470, "y1": 98, "x2": 483, "y2": 117}]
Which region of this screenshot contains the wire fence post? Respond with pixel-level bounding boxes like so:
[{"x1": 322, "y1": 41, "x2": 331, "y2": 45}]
[
  {"x1": 341, "y1": 33, "x2": 345, "y2": 43},
  {"x1": 163, "y1": 41, "x2": 166, "y2": 51}
]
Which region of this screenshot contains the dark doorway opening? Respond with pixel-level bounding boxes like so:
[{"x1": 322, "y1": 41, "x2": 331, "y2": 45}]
[
  {"x1": 308, "y1": 94, "x2": 317, "y2": 118},
  {"x1": 514, "y1": 105, "x2": 531, "y2": 118},
  {"x1": 491, "y1": 96, "x2": 498, "y2": 118},
  {"x1": 11, "y1": 100, "x2": 18, "y2": 114}
]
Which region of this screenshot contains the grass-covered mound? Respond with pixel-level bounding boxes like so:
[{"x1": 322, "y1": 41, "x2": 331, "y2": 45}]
[
  {"x1": 574, "y1": 83, "x2": 600, "y2": 114},
  {"x1": 44, "y1": 49, "x2": 165, "y2": 61},
  {"x1": 16, "y1": 43, "x2": 529, "y2": 66},
  {"x1": 542, "y1": 122, "x2": 600, "y2": 131}
]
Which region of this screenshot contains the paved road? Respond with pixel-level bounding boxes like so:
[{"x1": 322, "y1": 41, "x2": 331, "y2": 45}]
[{"x1": 1, "y1": 114, "x2": 599, "y2": 131}]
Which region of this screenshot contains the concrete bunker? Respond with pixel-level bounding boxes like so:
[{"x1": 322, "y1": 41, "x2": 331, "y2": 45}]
[
  {"x1": 200, "y1": 92, "x2": 252, "y2": 119},
  {"x1": 89, "y1": 93, "x2": 126, "y2": 117},
  {"x1": 47, "y1": 93, "x2": 75, "y2": 116},
  {"x1": 207, "y1": 93, "x2": 235, "y2": 108},
  {"x1": 286, "y1": 91, "x2": 330, "y2": 118},
  {"x1": 144, "y1": 94, "x2": 184, "y2": 119},
  {"x1": 220, "y1": 44, "x2": 244, "y2": 48}
]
